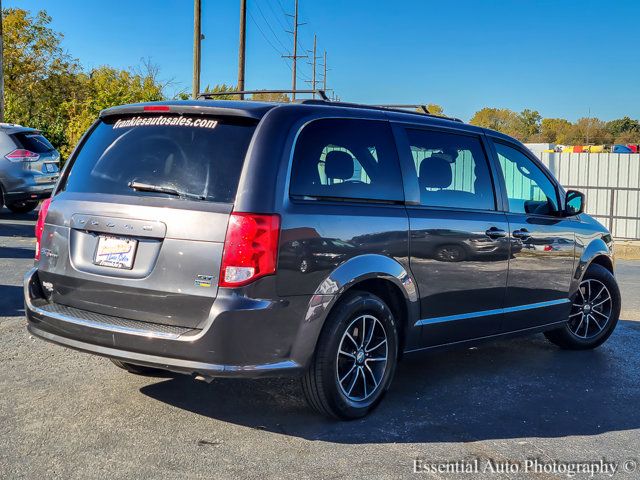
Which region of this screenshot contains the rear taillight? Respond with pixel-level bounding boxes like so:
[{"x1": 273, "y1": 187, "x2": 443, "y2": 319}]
[
  {"x1": 34, "y1": 198, "x2": 52, "y2": 261},
  {"x1": 219, "y1": 212, "x2": 280, "y2": 287},
  {"x1": 6, "y1": 149, "x2": 40, "y2": 162}
]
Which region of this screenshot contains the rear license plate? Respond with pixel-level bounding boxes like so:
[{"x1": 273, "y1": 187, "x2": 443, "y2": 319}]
[
  {"x1": 35, "y1": 175, "x2": 58, "y2": 184},
  {"x1": 42, "y1": 163, "x2": 59, "y2": 173},
  {"x1": 94, "y1": 235, "x2": 137, "y2": 269}
]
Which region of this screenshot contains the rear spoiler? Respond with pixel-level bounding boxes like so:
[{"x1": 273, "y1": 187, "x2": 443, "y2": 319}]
[{"x1": 99, "y1": 103, "x2": 268, "y2": 121}]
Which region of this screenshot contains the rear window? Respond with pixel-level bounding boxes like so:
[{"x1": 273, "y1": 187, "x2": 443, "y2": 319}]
[
  {"x1": 60, "y1": 115, "x2": 256, "y2": 203},
  {"x1": 289, "y1": 119, "x2": 404, "y2": 203},
  {"x1": 12, "y1": 132, "x2": 55, "y2": 153}
]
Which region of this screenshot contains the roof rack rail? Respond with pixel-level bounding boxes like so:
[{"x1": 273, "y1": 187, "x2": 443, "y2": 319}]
[
  {"x1": 300, "y1": 99, "x2": 463, "y2": 122},
  {"x1": 198, "y1": 89, "x2": 329, "y2": 101},
  {"x1": 374, "y1": 104, "x2": 431, "y2": 114},
  {"x1": 197, "y1": 89, "x2": 463, "y2": 123}
]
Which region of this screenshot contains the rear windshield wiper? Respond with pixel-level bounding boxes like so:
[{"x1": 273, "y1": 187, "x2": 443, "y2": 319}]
[{"x1": 128, "y1": 181, "x2": 206, "y2": 201}]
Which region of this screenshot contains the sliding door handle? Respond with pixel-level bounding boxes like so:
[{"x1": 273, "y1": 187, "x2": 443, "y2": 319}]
[
  {"x1": 512, "y1": 228, "x2": 531, "y2": 240},
  {"x1": 485, "y1": 227, "x2": 507, "y2": 239}
]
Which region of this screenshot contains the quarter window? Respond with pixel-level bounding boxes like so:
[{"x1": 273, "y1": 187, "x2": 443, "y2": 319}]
[
  {"x1": 290, "y1": 119, "x2": 404, "y2": 202},
  {"x1": 405, "y1": 129, "x2": 495, "y2": 210},
  {"x1": 494, "y1": 142, "x2": 559, "y2": 215}
]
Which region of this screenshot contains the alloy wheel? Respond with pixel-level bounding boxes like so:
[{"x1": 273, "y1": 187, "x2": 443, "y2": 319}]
[
  {"x1": 568, "y1": 279, "x2": 612, "y2": 339},
  {"x1": 336, "y1": 314, "x2": 388, "y2": 402}
]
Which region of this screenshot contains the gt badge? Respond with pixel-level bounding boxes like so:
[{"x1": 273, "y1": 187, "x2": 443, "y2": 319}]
[{"x1": 194, "y1": 275, "x2": 214, "y2": 288}]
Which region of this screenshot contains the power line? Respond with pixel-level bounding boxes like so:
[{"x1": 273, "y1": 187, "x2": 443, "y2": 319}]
[
  {"x1": 265, "y1": 0, "x2": 292, "y2": 32},
  {"x1": 275, "y1": 0, "x2": 289, "y2": 16},
  {"x1": 248, "y1": 10, "x2": 284, "y2": 56},
  {"x1": 253, "y1": 1, "x2": 289, "y2": 52}
]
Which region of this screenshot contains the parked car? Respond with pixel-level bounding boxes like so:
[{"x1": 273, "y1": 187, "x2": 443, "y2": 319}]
[
  {"x1": 0, "y1": 124, "x2": 60, "y2": 213},
  {"x1": 25, "y1": 99, "x2": 621, "y2": 419},
  {"x1": 612, "y1": 144, "x2": 633, "y2": 154}
]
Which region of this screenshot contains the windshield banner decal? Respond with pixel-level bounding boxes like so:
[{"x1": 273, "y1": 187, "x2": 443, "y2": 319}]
[{"x1": 113, "y1": 116, "x2": 218, "y2": 129}]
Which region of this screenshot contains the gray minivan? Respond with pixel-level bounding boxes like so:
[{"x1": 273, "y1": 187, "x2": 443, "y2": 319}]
[{"x1": 25, "y1": 99, "x2": 620, "y2": 419}]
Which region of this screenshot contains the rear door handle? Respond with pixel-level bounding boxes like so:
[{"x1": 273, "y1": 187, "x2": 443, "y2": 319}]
[
  {"x1": 485, "y1": 227, "x2": 507, "y2": 239},
  {"x1": 512, "y1": 228, "x2": 531, "y2": 239}
]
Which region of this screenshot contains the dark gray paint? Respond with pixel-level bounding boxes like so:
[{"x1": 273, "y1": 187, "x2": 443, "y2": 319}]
[{"x1": 25, "y1": 100, "x2": 616, "y2": 378}]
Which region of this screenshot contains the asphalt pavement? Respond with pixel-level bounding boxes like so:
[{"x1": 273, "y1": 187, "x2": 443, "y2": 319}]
[{"x1": 1, "y1": 208, "x2": 639, "y2": 479}]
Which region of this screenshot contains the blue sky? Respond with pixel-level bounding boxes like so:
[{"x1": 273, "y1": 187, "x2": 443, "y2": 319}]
[{"x1": 7, "y1": 0, "x2": 640, "y2": 121}]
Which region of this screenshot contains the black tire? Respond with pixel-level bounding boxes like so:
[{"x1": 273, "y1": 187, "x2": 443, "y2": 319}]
[
  {"x1": 110, "y1": 358, "x2": 168, "y2": 376},
  {"x1": 6, "y1": 200, "x2": 39, "y2": 214},
  {"x1": 544, "y1": 263, "x2": 621, "y2": 350},
  {"x1": 302, "y1": 290, "x2": 399, "y2": 420}
]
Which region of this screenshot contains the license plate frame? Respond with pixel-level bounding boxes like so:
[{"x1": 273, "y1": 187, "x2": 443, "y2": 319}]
[{"x1": 93, "y1": 235, "x2": 138, "y2": 270}]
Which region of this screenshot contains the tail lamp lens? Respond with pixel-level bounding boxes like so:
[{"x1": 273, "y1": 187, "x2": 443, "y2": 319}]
[
  {"x1": 219, "y1": 213, "x2": 280, "y2": 287},
  {"x1": 34, "y1": 198, "x2": 52, "y2": 260},
  {"x1": 6, "y1": 149, "x2": 40, "y2": 162}
]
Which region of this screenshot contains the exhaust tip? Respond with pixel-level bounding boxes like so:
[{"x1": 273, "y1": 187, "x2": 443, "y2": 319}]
[{"x1": 193, "y1": 374, "x2": 214, "y2": 383}]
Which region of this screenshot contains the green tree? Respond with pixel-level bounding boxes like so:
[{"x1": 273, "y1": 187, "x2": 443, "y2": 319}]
[
  {"x1": 3, "y1": 8, "x2": 82, "y2": 152},
  {"x1": 426, "y1": 104, "x2": 444, "y2": 116},
  {"x1": 539, "y1": 118, "x2": 572, "y2": 143},
  {"x1": 469, "y1": 108, "x2": 521, "y2": 138},
  {"x1": 63, "y1": 65, "x2": 164, "y2": 157},
  {"x1": 2, "y1": 8, "x2": 168, "y2": 159},
  {"x1": 202, "y1": 83, "x2": 239, "y2": 100},
  {"x1": 565, "y1": 118, "x2": 612, "y2": 145},
  {"x1": 413, "y1": 104, "x2": 444, "y2": 116},
  {"x1": 516, "y1": 109, "x2": 541, "y2": 141},
  {"x1": 251, "y1": 90, "x2": 290, "y2": 102},
  {"x1": 613, "y1": 130, "x2": 640, "y2": 144},
  {"x1": 606, "y1": 116, "x2": 640, "y2": 143}
]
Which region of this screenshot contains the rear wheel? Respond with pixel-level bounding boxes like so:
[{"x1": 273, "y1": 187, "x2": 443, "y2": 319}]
[
  {"x1": 6, "y1": 200, "x2": 39, "y2": 214},
  {"x1": 544, "y1": 264, "x2": 620, "y2": 350},
  {"x1": 302, "y1": 290, "x2": 398, "y2": 420},
  {"x1": 110, "y1": 359, "x2": 168, "y2": 376}
]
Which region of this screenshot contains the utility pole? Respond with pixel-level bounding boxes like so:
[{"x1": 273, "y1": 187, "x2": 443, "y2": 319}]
[
  {"x1": 283, "y1": 0, "x2": 307, "y2": 100},
  {"x1": 305, "y1": 34, "x2": 320, "y2": 98},
  {"x1": 237, "y1": 0, "x2": 246, "y2": 99},
  {"x1": 322, "y1": 50, "x2": 327, "y2": 91},
  {"x1": 0, "y1": 0, "x2": 4, "y2": 122},
  {"x1": 192, "y1": 0, "x2": 202, "y2": 99}
]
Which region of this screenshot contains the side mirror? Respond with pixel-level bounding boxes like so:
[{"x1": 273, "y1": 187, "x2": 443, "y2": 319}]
[{"x1": 564, "y1": 190, "x2": 585, "y2": 216}]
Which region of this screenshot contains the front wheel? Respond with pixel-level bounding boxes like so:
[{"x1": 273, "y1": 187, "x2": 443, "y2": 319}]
[
  {"x1": 544, "y1": 263, "x2": 621, "y2": 350},
  {"x1": 302, "y1": 290, "x2": 398, "y2": 420},
  {"x1": 6, "y1": 200, "x2": 39, "y2": 214}
]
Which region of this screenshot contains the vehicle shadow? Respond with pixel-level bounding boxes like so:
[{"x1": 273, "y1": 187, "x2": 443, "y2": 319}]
[
  {"x1": 0, "y1": 210, "x2": 37, "y2": 238},
  {"x1": 141, "y1": 320, "x2": 640, "y2": 444},
  {"x1": 0, "y1": 246, "x2": 34, "y2": 259},
  {"x1": 0, "y1": 284, "x2": 25, "y2": 317}
]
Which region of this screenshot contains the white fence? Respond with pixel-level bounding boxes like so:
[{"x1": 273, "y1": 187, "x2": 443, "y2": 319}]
[{"x1": 539, "y1": 152, "x2": 640, "y2": 239}]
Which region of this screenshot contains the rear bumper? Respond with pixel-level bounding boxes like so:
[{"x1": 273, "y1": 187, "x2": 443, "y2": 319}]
[
  {"x1": 1, "y1": 171, "x2": 57, "y2": 203},
  {"x1": 4, "y1": 187, "x2": 53, "y2": 203},
  {"x1": 24, "y1": 268, "x2": 316, "y2": 378}
]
